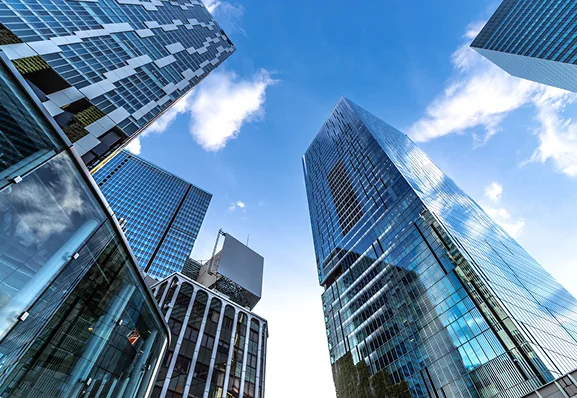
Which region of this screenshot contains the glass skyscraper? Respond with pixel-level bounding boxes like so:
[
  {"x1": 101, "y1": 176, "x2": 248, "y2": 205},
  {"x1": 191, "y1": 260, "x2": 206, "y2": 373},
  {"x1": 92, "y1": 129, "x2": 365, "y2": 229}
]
[
  {"x1": 0, "y1": 51, "x2": 169, "y2": 396},
  {"x1": 0, "y1": 0, "x2": 234, "y2": 165},
  {"x1": 93, "y1": 149, "x2": 211, "y2": 280},
  {"x1": 471, "y1": 0, "x2": 577, "y2": 93},
  {"x1": 303, "y1": 98, "x2": 577, "y2": 397}
]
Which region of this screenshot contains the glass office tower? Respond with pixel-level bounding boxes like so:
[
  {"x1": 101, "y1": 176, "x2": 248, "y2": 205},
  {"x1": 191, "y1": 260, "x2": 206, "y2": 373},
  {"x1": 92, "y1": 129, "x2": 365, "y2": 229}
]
[
  {"x1": 471, "y1": 0, "x2": 577, "y2": 93},
  {"x1": 303, "y1": 98, "x2": 577, "y2": 397},
  {"x1": 0, "y1": 51, "x2": 169, "y2": 396},
  {"x1": 93, "y1": 150, "x2": 211, "y2": 280},
  {"x1": 151, "y1": 273, "x2": 268, "y2": 398},
  {"x1": 0, "y1": 0, "x2": 234, "y2": 165}
]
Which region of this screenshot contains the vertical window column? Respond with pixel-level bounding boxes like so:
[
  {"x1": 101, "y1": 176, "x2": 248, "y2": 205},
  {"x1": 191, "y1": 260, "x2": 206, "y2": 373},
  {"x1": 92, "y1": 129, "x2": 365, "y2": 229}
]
[
  {"x1": 185, "y1": 297, "x2": 222, "y2": 397},
  {"x1": 209, "y1": 306, "x2": 235, "y2": 398},
  {"x1": 159, "y1": 281, "x2": 195, "y2": 397},
  {"x1": 203, "y1": 302, "x2": 227, "y2": 398},
  {"x1": 242, "y1": 319, "x2": 260, "y2": 398},
  {"x1": 220, "y1": 310, "x2": 240, "y2": 398},
  {"x1": 254, "y1": 322, "x2": 264, "y2": 398}
]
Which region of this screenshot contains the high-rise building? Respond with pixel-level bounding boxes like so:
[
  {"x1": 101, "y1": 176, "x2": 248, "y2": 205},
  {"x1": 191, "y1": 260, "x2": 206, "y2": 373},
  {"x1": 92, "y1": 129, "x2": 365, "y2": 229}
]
[
  {"x1": 0, "y1": 51, "x2": 169, "y2": 396},
  {"x1": 0, "y1": 0, "x2": 234, "y2": 166},
  {"x1": 471, "y1": 0, "x2": 577, "y2": 92},
  {"x1": 150, "y1": 234, "x2": 267, "y2": 398},
  {"x1": 303, "y1": 97, "x2": 577, "y2": 397},
  {"x1": 93, "y1": 149, "x2": 211, "y2": 280},
  {"x1": 523, "y1": 368, "x2": 577, "y2": 398}
]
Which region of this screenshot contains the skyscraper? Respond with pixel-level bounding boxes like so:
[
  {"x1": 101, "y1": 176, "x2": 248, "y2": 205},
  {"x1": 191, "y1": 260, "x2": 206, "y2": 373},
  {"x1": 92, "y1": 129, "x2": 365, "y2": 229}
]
[
  {"x1": 93, "y1": 149, "x2": 211, "y2": 280},
  {"x1": 150, "y1": 233, "x2": 268, "y2": 398},
  {"x1": 0, "y1": 51, "x2": 169, "y2": 396},
  {"x1": 471, "y1": 0, "x2": 577, "y2": 93},
  {"x1": 0, "y1": 0, "x2": 234, "y2": 165},
  {"x1": 303, "y1": 97, "x2": 577, "y2": 397}
]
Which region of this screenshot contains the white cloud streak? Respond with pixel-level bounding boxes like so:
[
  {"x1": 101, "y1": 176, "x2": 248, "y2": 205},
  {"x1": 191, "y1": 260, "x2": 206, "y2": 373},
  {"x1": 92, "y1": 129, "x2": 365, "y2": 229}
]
[
  {"x1": 481, "y1": 182, "x2": 525, "y2": 238},
  {"x1": 202, "y1": 0, "x2": 221, "y2": 13},
  {"x1": 125, "y1": 137, "x2": 142, "y2": 155},
  {"x1": 229, "y1": 200, "x2": 247, "y2": 213},
  {"x1": 484, "y1": 182, "x2": 503, "y2": 203},
  {"x1": 141, "y1": 69, "x2": 275, "y2": 152},
  {"x1": 409, "y1": 22, "x2": 577, "y2": 176}
]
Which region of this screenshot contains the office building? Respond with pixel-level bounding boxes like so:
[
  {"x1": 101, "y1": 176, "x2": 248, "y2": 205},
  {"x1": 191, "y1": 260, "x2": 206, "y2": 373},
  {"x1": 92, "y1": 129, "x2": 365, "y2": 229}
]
[
  {"x1": 471, "y1": 0, "x2": 577, "y2": 92},
  {"x1": 523, "y1": 368, "x2": 577, "y2": 398},
  {"x1": 150, "y1": 234, "x2": 268, "y2": 398},
  {"x1": 93, "y1": 150, "x2": 211, "y2": 280},
  {"x1": 0, "y1": 51, "x2": 169, "y2": 396},
  {"x1": 302, "y1": 97, "x2": 577, "y2": 397},
  {"x1": 183, "y1": 257, "x2": 204, "y2": 281},
  {"x1": 0, "y1": 0, "x2": 234, "y2": 165}
]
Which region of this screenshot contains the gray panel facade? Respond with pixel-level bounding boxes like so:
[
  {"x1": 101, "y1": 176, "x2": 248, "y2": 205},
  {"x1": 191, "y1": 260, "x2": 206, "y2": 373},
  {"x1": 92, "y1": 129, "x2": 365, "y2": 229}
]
[{"x1": 0, "y1": 0, "x2": 234, "y2": 165}]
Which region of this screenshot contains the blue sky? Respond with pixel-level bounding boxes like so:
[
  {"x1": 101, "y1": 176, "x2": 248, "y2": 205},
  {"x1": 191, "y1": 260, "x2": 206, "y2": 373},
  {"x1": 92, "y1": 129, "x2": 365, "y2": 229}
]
[{"x1": 129, "y1": 1, "x2": 577, "y2": 396}]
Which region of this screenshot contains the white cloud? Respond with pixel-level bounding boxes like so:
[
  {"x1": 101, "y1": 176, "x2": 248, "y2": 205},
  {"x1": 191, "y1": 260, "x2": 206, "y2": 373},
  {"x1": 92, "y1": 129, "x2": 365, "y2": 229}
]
[
  {"x1": 142, "y1": 69, "x2": 275, "y2": 152},
  {"x1": 408, "y1": 22, "x2": 577, "y2": 176},
  {"x1": 201, "y1": 0, "x2": 244, "y2": 34},
  {"x1": 484, "y1": 182, "x2": 503, "y2": 203},
  {"x1": 485, "y1": 207, "x2": 525, "y2": 238},
  {"x1": 125, "y1": 137, "x2": 142, "y2": 155},
  {"x1": 229, "y1": 200, "x2": 247, "y2": 212},
  {"x1": 527, "y1": 88, "x2": 577, "y2": 177},
  {"x1": 202, "y1": 0, "x2": 221, "y2": 13},
  {"x1": 480, "y1": 182, "x2": 525, "y2": 238}
]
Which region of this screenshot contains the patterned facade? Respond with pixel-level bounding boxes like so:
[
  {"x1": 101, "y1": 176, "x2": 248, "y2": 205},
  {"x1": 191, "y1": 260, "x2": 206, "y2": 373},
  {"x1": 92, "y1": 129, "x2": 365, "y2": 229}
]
[
  {"x1": 0, "y1": 0, "x2": 234, "y2": 165},
  {"x1": 93, "y1": 149, "x2": 211, "y2": 280},
  {"x1": 0, "y1": 51, "x2": 169, "y2": 396},
  {"x1": 151, "y1": 273, "x2": 268, "y2": 398},
  {"x1": 471, "y1": 0, "x2": 577, "y2": 92},
  {"x1": 303, "y1": 98, "x2": 577, "y2": 397}
]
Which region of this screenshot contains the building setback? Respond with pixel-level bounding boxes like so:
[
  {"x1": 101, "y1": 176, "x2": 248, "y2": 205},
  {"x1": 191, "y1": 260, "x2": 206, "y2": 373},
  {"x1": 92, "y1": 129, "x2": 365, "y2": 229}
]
[
  {"x1": 151, "y1": 273, "x2": 268, "y2": 398},
  {"x1": 303, "y1": 97, "x2": 577, "y2": 397},
  {"x1": 0, "y1": 0, "x2": 234, "y2": 166},
  {"x1": 93, "y1": 149, "x2": 211, "y2": 280},
  {"x1": 0, "y1": 52, "x2": 169, "y2": 396},
  {"x1": 471, "y1": 0, "x2": 577, "y2": 92}
]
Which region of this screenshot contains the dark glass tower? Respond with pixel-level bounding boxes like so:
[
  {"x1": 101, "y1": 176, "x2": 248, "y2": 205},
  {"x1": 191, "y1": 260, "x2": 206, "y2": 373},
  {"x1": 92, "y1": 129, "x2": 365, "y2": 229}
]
[
  {"x1": 0, "y1": 51, "x2": 169, "y2": 396},
  {"x1": 471, "y1": 0, "x2": 577, "y2": 92},
  {"x1": 0, "y1": 0, "x2": 234, "y2": 165},
  {"x1": 93, "y1": 150, "x2": 211, "y2": 280},
  {"x1": 303, "y1": 98, "x2": 577, "y2": 397}
]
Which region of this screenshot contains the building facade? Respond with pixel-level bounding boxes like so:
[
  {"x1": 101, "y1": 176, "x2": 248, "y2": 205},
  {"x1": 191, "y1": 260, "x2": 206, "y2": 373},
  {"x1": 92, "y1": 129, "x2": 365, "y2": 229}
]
[
  {"x1": 0, "y1": 51, "x2": 169, "y2": 396},
  {"x1": 0, "y1": 0, "x2": 234, "y2": 165},
  {"x1": 93, "y1": 149, "x2": 211, "y2": 280},
  {"x1": 151, "y1": 273, "x2": 268, "y2": 398},
  {"x1": 524, "y1": 368, "x2": 577, "y2": 398},
  {"x1": 471, "y1": 0, "x2": 577, "y2": 92},
  {"x1": 183, "y1": 257, "x2": 204, "y2": 281},
  {"x1": 303, "y1": 98, "x2": 577, "y2": 397}
]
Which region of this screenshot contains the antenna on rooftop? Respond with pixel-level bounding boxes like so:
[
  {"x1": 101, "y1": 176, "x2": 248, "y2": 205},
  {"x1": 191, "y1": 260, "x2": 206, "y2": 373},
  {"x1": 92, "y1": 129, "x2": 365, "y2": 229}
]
[{"x1": 208, "y1": 229, "x2": 226, "y2": 275}]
